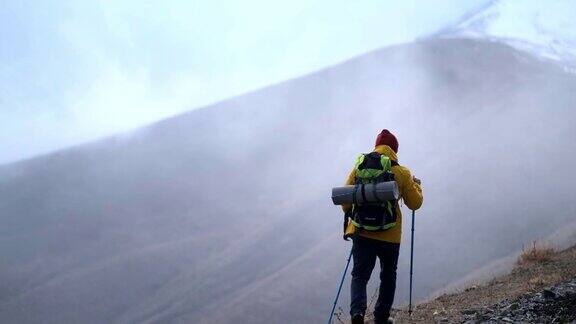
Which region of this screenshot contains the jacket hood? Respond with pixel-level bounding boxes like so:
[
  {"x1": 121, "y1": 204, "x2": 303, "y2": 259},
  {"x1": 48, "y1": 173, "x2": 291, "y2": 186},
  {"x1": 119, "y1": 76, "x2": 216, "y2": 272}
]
[{"x1": 374, "y1": 145, "x2": 398, "y2": 162}]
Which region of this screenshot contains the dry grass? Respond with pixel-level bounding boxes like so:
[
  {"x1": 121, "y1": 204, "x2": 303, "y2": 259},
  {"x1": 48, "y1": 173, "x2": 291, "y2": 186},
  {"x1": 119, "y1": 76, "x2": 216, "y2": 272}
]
[
  {"x1": 332, "y1": 288, "x2": 378, "y2": 323},
  {"x1": 333, "y1": 306, "x2": 347, "y2": 324},
  {"x1": 518, "y1": 240, "x2": 555, "y2": 265}
]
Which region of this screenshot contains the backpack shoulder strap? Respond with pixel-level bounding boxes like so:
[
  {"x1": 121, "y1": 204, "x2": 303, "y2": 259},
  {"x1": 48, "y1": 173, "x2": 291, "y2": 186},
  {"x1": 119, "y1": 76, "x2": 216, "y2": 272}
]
[{"x1": 354, "y1": 153, "x2": 367, "y2": 170}]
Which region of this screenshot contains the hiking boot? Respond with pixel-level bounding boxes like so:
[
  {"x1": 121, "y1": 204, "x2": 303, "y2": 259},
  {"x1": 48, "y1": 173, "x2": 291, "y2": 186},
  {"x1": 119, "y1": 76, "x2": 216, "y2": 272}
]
[
  {"x1": 351, "y1": 313, "x2": 364, "y2": 324},
  {"x1": 374, "y1": 317, "x2": 393, "y2": 324}
]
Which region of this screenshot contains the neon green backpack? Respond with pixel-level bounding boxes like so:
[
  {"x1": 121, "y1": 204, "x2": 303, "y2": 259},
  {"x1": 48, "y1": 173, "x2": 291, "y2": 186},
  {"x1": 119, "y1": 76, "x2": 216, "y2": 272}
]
[{"x1": 349, "y1": 152, "x2": 398, "y2": 231}]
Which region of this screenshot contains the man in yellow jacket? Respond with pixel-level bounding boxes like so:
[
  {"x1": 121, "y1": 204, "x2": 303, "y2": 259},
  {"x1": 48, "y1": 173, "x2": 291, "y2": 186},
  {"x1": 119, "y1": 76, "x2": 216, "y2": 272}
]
[{"x1": 343, "y1": 129, "x2": 423, "y2": 324}]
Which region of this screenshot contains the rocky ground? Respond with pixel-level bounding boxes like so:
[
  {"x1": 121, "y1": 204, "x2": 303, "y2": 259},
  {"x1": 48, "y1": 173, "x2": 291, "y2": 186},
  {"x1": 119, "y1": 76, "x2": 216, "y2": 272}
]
[
  {"x1": 384, "y1": 244, "x2": 576, "y2": 323},
  {"x1": 459, "y1": 277, "x2": 576, "y2": 323}
]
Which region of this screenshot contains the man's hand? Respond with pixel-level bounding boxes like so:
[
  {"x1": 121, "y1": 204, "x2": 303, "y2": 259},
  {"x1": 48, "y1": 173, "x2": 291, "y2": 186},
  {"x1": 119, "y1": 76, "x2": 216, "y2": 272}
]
[{"x1": 413, "y1": 176, "x2": 421, "y2": 185}]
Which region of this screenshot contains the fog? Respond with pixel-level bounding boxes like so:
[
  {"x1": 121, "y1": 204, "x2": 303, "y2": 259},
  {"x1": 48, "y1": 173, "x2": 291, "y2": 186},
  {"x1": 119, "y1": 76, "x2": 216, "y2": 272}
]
[
  {"x1": 0, "y1": 0, "x2": 484, "y2": 164},
  {"x1": 1, "y1": 38, "x2": 575, "y2": 323}
]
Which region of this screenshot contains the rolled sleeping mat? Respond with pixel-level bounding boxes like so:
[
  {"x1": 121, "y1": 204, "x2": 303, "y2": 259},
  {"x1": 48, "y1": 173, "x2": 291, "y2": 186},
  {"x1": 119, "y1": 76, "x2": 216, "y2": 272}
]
[{"x1": 331, "y1": 181, "x2": 399, "y2": 205}]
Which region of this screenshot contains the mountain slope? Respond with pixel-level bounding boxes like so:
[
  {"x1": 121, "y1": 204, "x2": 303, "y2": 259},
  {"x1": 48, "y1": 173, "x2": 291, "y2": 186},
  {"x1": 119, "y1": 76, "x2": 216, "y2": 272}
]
[
  {"x1": 392, "y1": 243, "x2": 576, "y2": 323},
  {"x1": 1, "y1": 38, "x2": 576, "y2": 323}
]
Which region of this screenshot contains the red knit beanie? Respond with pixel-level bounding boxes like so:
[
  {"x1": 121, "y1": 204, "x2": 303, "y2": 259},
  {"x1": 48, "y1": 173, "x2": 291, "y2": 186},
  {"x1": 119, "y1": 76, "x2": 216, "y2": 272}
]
[{"x1": 375, "y1": 129, "x2": 399, "y2": 153}]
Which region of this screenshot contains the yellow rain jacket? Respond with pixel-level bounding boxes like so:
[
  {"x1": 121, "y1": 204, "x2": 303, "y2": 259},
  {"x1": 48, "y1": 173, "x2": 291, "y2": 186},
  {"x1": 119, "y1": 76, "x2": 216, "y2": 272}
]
[{"x1": 342, "y1": 145, "x2": 423, "y2": 243}]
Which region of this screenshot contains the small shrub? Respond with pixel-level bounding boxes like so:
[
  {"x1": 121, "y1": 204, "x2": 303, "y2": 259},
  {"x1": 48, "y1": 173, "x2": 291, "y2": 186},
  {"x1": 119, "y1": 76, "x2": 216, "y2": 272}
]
[
  {"x1": 333, "y1": 306, "x2": 347, "y2": 324},
  {"x1": 528, "y1": 275, "x2": 545, "y2": 287},
  {"x1": 518, "y1": 241, "x2": 555, "y2": 264}
]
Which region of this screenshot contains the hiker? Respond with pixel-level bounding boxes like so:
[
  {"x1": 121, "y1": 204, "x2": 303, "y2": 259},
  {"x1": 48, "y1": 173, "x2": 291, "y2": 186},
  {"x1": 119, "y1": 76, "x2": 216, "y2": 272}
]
[{"x1": 342, "y1": 129, "x2": 423, "y2": 324}]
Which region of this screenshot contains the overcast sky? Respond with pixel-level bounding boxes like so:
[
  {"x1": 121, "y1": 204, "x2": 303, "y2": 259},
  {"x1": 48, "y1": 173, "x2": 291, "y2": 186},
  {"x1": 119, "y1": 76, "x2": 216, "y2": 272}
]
[{"x1": 0, "y1": 0, "x2": 487, "y2": 164}]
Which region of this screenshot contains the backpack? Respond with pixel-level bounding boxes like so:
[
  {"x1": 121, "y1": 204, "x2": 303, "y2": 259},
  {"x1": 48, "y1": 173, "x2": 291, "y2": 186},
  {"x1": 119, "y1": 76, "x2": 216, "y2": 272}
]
[{"x1": 349, "y1": 152, "x2": 398, "y2": 231}]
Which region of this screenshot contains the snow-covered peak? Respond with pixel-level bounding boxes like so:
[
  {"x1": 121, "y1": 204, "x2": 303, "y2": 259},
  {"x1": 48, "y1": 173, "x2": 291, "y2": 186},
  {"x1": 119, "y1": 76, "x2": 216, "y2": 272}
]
[{"x1": 442, "y1": 0, "x2": 576, "y2": 70}]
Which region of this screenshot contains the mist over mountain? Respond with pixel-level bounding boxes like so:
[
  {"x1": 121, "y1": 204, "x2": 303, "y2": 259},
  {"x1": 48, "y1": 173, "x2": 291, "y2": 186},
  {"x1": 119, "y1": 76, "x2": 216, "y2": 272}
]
[
  {"x1": 439, "y1": 0, "x2": 576, "y2": 70},
  {"x1": 2, "y1": 21, "x2": 576, "y2": 324}
]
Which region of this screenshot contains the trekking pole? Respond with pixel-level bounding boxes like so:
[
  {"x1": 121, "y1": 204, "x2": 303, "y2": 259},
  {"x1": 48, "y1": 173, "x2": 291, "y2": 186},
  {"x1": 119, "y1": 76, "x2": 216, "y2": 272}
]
[
  {"x1": 327, "y1": 246, "x2": 353, "y2": 324},
  {"x1": 408, "y1": 209, "x2": 415, "y2": 316}
]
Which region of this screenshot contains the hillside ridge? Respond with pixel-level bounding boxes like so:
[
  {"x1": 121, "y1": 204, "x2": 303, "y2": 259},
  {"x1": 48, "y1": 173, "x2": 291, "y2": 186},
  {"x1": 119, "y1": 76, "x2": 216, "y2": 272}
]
[{"x1": 389, "y1": 243, "x2": 576, "y2": 323}]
